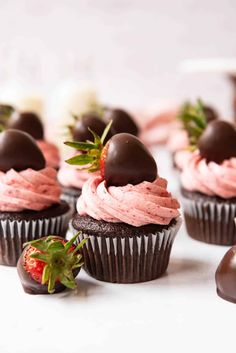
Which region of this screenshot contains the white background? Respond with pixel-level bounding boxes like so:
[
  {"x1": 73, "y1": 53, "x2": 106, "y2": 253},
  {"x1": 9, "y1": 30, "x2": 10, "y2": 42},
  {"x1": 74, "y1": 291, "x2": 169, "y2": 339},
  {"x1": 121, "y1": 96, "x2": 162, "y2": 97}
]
[
  {"x1": 0, "y1": 1, "x2": 236, "y2": 352},
  {"x1": 0, "y1": 0, "x2": 235, "y2": 114}
]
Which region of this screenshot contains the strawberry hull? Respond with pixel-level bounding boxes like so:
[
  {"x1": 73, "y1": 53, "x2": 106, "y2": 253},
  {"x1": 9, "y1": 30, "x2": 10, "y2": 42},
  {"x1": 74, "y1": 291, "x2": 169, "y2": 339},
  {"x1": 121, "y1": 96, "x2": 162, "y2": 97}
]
[{"x1": 17, "y1": 249, "x2": 81, "y2": 295}]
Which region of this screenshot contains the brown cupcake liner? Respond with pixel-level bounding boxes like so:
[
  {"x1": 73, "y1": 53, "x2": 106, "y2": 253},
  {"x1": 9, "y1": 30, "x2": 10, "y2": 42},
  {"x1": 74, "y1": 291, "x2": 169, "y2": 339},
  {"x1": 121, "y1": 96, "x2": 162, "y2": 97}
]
[
  {"x1": 0, "y1": 208, "x2": 72, "y2": 266},
  {"x1": 181, "y1": 193, "x2": 236, "y2": 245},
  {"x1": 69, "y1": 218, "x2": 181, "y2": 283}
]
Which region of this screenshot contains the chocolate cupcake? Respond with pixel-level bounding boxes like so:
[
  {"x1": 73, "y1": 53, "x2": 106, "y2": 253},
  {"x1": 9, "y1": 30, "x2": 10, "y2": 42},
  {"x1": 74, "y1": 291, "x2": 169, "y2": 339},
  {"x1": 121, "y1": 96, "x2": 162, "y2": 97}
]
[
  {"x1": 181, "y1": 120, "x2": 236, "y2": 245},
  {"x1": 66, "y1": 127, "x2": 181, "y2": 283},
  {"x1": 7, "y1": 111, "x2": 60, "y2": 169},
  {"x1": 0, "y1": 129, "x2": 72, "y2": 266}
]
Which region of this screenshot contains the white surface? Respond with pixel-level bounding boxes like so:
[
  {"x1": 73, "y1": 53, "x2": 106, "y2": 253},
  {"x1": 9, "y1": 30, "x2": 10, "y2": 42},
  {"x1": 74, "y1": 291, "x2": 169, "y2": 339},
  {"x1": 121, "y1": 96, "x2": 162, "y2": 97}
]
[{"x1": 0, "y1": 148, "x2": 235, "y2": 353}]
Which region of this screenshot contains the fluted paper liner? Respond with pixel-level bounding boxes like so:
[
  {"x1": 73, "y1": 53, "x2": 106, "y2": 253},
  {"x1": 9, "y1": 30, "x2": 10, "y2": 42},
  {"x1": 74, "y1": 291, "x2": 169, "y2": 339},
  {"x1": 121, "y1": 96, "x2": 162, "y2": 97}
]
[
  {"x1": 0, "y1": 208, "x2": 72, "y2": 266},
  {"x1": 182, "y1": 193, "x2": 236, "y2": 245},
  {"x1": 69, "y1": 218, "x2": 181, "y2": 283}
]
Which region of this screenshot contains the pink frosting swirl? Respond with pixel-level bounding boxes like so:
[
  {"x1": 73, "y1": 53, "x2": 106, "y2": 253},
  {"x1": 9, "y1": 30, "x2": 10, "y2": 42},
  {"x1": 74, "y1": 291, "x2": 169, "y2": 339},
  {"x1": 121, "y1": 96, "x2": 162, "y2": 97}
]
[
  {"x1": 0, "y1": 167, "x2": 61, "y2": 212},
  {"x1": 174, "y1": 149, "x2": 193, "y2": 171},
  {"x1": 37, "y1": 140, "x2": 60, "y2": 169},
  {"x1": 167, "y1": 128, "x2": 189, "y2": 153},
  {"x1": 77, "y1": 175, "x2": 180, "y2": 226},
  {"x1": 58, "y1": 162, "x2": 93, "y2": 189},
  {"x1": 181, "y1": 152, "x2": 236, "y2": 198}
]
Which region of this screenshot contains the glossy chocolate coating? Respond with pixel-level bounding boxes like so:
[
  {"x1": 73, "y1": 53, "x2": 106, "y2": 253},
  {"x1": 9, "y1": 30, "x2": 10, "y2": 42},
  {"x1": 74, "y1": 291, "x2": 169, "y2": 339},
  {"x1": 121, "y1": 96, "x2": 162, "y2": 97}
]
[
  {"x1": 215, "y1": 245, "x2": 236, "y2": 303},
  {"x1": 17, "y1": 249, "x2": 80, "y2": 295},
  {"x1": 7, "y1": 111, "x2": 44, "y2": 140},
  {"x1": 72, "y1": 113, "x2": 111, "y2": 142},
  {"x1": 203, "y1": 105, "x2": 218, "y2": 123},
  {"x1": 104, "y1": 133, "x2": 157, "y2": 186},
  {"x1": 0, "y1": 129, "x2": 45, "y2": 172},
  {"x1": 103, "y1": 108, "x2": 139, "y2": 136},
  {"x1": 198, "y1": 120, "x2": 236, "y2": 164}
]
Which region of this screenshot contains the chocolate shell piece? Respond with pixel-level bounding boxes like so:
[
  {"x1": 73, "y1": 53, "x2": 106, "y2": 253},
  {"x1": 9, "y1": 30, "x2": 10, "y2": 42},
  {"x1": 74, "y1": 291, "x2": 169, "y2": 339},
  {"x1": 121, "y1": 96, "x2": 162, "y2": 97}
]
[
  {"x1": 216, "y1": 245, "x2": 236, "y2": 303},
  {"x1": 198, "y1": 120, "x2": 236, "y2": 164},
  {"x1": 0, "y1": 129, "x2": 45, "y2": 172},
  {"x1": 7, "y1": 111, "x2": 44, "y2": 140},
  {"x1": 103, "y1": 108, "x2": 139, "y2": 136},
  {"x1": 104, "y1": 133, "x2": 157, "y2": 186},
  {"x1": 72, "y1": 113, "x2": 110, "y2": 142}
]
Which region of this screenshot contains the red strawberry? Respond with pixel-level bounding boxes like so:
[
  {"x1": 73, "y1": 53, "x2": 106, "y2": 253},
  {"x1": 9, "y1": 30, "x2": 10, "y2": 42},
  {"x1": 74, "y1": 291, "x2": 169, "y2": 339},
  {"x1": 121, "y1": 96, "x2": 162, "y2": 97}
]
[
  {"x1": 17, "y1": 233, "x2": 86, "y2": 295},
  {"x1": 64, "y1": 121, "x2": 157, "y2": 187}
]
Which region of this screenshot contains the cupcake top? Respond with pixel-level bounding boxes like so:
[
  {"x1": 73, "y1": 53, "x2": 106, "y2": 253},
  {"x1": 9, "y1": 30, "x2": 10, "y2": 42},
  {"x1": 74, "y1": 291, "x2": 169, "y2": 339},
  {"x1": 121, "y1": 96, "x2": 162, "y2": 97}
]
[
  {"x1": 65, "y1": 124, "x2": 180, "y2": 226},
  {"x1": 169, "y1": 100, "x2": 218, "y2": 170},
  {"x1": 181, "y1": 119, "x2": 236, "y2": 198},
  {"x1": 181, "y1": 152, "x2": 236, "y2": 198},
  {"x1": 7, "y1": 111, "x2": 60, "y2": 169},
  {"x1": 0, "y1": 129, "x2": 61, "y2": 212}
]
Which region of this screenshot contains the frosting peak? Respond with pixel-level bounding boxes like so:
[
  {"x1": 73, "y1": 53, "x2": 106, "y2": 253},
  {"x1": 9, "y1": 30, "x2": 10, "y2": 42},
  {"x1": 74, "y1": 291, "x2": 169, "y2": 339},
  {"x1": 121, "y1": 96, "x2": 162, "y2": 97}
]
[
  {"x1": 0, "y1": 167, "x2": 61, "y2": 212},
  {"x1": 77, "y1": 175, "x2": 180, "y2": 226},
  {"x1": 181, "y1": 153, "x2": 236, "y2": 198}
]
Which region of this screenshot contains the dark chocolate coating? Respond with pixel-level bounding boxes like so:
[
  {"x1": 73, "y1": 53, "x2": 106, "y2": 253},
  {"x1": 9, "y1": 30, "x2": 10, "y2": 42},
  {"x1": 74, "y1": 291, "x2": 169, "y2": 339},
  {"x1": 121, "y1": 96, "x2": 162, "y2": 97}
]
[
  {"x1": 203, "y1": 105, "x2": 218, "y2": 123},
  {"x1": 17, "y1": 248, "x2": 80, "y2": 295},
  {"x1": 198, "y1": 120, "x2": 236, "y2": 164},
  {"x1": 0, "y1": 129, "x2": 45, "y2": 172},
  {"x1": 104, "y1": 133, "x2": 157, "y2": 186},
  {"x1": 7, "y1": 111, "x2": 44, "y2": 140},
  {"x1": 103, "y1": 108, "x2": 139, "y2": 136},
  {"x1": 215, "y1": 245, "x2": 236, "y2": 303},
  {"x1": 72, "y1": 113, "x2": 111, "y2": 143}
]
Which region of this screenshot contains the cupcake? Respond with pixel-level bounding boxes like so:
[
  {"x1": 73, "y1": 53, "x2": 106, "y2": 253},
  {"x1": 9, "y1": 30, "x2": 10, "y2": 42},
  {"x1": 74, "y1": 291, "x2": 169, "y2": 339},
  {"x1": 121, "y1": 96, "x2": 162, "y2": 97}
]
[
  {"x1": 168, "y1": 100, "x2": 218, "y2": 170},
  {"x1": 181, "y1": 119, "x2": 236, "y2": 245},
  {"x1": 66, "y1": 126, "x2": 181, "y2": 283},
  {"x1": 58, "y1": 112, "x2": 109, "y2": 212},
  {"x1": 0, "y1": 129, "x2": 72, "y2": 266},
  {"x1": 7, "y1": 111, "x2": 60, "y2": 169}
]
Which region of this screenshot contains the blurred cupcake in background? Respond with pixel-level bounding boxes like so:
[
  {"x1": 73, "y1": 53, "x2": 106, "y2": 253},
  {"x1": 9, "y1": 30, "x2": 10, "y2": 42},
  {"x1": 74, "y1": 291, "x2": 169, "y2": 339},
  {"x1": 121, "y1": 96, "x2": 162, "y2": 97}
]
[
  {"x1": 167, "y1": 100, "x2": 219, "y2": 171},
  {"x1": 58, "y1": 111, "x2": 108, "y2": 212},
  {"x1": 7, "y1": 110, "x2": 60, "y2": 169},
  {"x1": 135, "y1": 105, "x2": 178, "y2": 147},
  {"x1": 180, "y1": 118, "x2": 236, "y2": 245}
]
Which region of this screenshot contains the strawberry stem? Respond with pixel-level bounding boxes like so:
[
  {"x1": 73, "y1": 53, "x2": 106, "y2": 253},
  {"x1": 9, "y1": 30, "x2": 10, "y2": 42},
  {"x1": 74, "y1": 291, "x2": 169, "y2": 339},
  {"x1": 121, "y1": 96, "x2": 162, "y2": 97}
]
[
  {"x1": 25, "y1": 233, "x2": 87, "y2": 294},
  {"x1": 178, "y1": 99, "x2": 207, "y2": 147},
  {"x1": 64, "y1": 121, "x2": 112, "y2": 173}
]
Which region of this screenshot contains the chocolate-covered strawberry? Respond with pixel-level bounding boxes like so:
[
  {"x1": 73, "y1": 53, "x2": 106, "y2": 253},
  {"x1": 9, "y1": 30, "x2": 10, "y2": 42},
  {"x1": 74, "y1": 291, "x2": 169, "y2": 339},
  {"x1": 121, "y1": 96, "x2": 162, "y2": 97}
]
[
  {"x1": 70, "y1": 112, "x2": 112, "y2": 144},
  {"x1": 103, "y1": 108, "x2": 139, "y2": 136},
  {"x1": 65, "y1": 122, "x2": 157, "y2": 187},
  {"x1": 198, "y1": 120, "x2": 236, "y2": 164},
  {"x1": 7, "y1": 111, "x2": 44, "y2": 140},
  {"x1": 179, "y1": 99, "x2": 218, "y2": 146},
  {"x1": 0, "y1": 129, "x2": 45, "y2": 172},
  {"x1": 17, "y1": 233, "x2": 86, "y2": 294}
]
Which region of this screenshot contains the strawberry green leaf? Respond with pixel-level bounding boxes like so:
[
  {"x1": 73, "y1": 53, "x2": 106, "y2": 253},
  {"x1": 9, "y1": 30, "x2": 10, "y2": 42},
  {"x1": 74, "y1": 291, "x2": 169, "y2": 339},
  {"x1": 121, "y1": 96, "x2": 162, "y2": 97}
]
[{"x1": 66, "y1": 155, "x2": 95, "y2": 165}]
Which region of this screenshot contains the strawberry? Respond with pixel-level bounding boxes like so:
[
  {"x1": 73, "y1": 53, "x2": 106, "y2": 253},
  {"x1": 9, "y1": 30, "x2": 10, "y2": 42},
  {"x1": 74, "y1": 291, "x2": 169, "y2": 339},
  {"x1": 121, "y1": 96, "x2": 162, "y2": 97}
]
[
  {"x1": 17, "y1": 233, "x2": 86, "y2": 295},
  {"x1": 64, "y1": 121, "x2": 157, "y2": 187}
]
